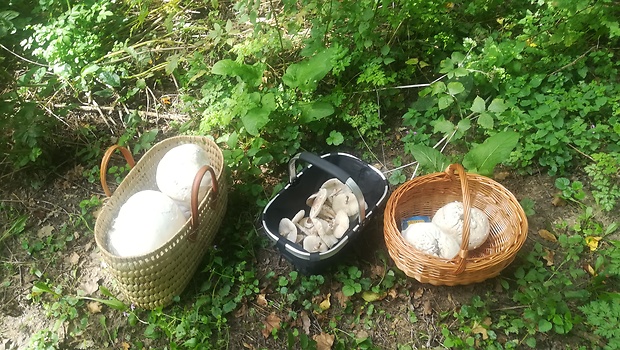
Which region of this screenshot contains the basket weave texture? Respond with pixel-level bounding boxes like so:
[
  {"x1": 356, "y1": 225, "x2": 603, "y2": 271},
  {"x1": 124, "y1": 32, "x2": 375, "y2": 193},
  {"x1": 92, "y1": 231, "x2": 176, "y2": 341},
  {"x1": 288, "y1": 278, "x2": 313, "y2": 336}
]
[
  {"x1": 94, "y1": 136, "x2": 227, "y2": 309},
  {"x1": 384, "y1": 164, "x2": 528, "y2": 286}
]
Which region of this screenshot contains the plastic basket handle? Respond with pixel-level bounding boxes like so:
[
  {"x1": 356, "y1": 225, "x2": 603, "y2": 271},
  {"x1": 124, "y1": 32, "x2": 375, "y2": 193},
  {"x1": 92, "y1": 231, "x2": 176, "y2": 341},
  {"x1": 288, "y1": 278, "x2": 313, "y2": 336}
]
[
  {"x1": 288, "y1": 152, "x2": 366, "y2": 224},
  {"x1": 100, "y1": 145, "x2": 136, "y2": 197},
  {"x1": 188, "y1": 164, "x2": 218, "y2": 241},
  {"x1": 445, "y1": 163, "x2": 471, "y2": 275}
]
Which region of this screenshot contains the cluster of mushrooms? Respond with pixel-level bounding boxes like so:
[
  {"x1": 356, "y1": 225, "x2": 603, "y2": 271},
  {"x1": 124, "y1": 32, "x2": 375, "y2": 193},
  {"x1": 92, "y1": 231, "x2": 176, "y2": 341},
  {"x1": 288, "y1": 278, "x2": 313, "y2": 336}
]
[
  {"x1": 107, "y1": 143, "x2": 212, "y2": 257},
  {"x1": 402, "y1": 201, "x2": 490, "y2": 259},
  {"x1": 278, "y1": 178, "x2": 366, "y2": 253}
]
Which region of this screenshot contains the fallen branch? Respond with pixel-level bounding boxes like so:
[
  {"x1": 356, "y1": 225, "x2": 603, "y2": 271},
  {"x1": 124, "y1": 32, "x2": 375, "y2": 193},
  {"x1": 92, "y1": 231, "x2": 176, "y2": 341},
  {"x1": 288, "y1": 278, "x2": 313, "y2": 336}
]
[{"x1": 54, "y1": 104, "x2": 190, "y2": 121}]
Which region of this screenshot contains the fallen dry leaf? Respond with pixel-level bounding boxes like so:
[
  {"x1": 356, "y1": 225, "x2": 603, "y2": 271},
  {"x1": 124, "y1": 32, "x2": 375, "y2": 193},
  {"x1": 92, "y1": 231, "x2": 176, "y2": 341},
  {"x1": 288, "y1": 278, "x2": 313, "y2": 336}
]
[
  {"x1": 413, "y1": 288, "x2": 424, "y2": 300},
  {"x1": 538, "y1": 229, "x2": 557, "y2": 242},
  {"x1": 313, "y1": 332, "x2": 335, "y2": 350},
  {"x1": 37, "y1": 225, "x2": 54, "y2": 238},
  {"x1": 319, "y1": 293, "x2": 331, "y2": 311},
  {"x1": 552, "y1": 196, "x2": 566, "y2": 207},
  {"x1": 586, "y1": 236, "x2": 602, "y2": 251},
  {"x1": 120, "y1": 342, "x2": 130, "y2": 350},
  {"x1": 334, "y1": 291, "x2": 348, "y2": 308},
  {"x1": 370, "y1": 264, "x2": 385, "y2": 278},
  {"x1": 543, "y1": 248, "x2": 555, "y2": 266},
  {"x1": 256, "y1": 293, "x2": 268, "y2": 307},
  {"x1": 586, "y1": 264, "x2": 597, "y2": 276},
  {"x1": 242, "y1": 342, "x2": 255, "y2": 350},
  {"x1": 388, "y1": 288, "x2": 398, "y2": 299},
  {"x1": 87, "y1": 301, "x2": 102, "y2": 314},
  {"x1": 494, "y1": 171, "x2": 510, "y2": 180},
  {"x1": 422, "y1": 299, "x2": 433, "y2": 316},
  {"x1": 66, "y1": 252, "x2": 80, "y2": 265},
  {"x1": 356, "y1": 330, "x2": 369, "y2": 341},
  {"x1": 301, "y1": 310, "x2": 311, "y2": 335},
  {"x1": 472, "y1": 321, "x2": 488, "y2": 340},
  {"x1": 235, "y1": 303, "x2": 248, "y2": 318},
  {"x1": 261, "y1": 312, "x2": 281, "y2": 338}
]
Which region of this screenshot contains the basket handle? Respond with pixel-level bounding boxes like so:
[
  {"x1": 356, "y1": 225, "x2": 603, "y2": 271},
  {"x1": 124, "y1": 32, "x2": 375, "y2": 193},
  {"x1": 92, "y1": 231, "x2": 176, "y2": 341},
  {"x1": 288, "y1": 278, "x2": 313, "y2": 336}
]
[
  {"x1": 100, "y1": 145, "x2": 136, "y2": 197},
  {"x1": 445, "y1": 163, "x2": 471, "y2": 274},
  {"x1": 188, "y1": 164, "x2": 218, "y2": 242},
  {"x1": 288, "y1": 152, "x2": 366, "y2": 224}
]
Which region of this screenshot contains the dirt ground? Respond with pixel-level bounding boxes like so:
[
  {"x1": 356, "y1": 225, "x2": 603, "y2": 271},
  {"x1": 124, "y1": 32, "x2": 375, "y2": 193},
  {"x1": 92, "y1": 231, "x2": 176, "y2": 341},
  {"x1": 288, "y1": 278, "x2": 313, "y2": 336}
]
[{"x1": 0, "y1": 141, "x2": 592, "y2": 349}]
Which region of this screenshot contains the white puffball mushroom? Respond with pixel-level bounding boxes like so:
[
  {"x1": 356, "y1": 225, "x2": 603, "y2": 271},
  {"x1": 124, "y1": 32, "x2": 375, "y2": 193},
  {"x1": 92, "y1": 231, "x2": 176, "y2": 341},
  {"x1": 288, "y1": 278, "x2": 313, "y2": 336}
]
[
  {"x1": 432, "y1": 201, "x2": 490, "y2": 250},
  {"x1": 156, "y1": 143, "x2": 212, "y2": 207},
  {"x1": 402, "y1": 222, "x2": 460, "y2": 259},
  {"x1": 108, "y1": 190, "x2": 186, "y2": 257}
]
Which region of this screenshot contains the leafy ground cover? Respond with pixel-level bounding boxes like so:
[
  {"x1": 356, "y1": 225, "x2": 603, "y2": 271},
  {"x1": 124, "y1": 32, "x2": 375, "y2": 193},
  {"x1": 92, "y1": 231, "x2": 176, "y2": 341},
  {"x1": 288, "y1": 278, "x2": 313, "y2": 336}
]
[{"x1": 1, "y1": 0, "x2": 620, "y2": 349}]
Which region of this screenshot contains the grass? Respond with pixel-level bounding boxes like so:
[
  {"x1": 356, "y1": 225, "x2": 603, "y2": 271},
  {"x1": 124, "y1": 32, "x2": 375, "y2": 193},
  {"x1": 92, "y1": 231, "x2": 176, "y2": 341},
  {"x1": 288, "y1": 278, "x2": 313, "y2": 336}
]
[{"x1": 1, "y1": 169, "x2": 619, "y2": 349}]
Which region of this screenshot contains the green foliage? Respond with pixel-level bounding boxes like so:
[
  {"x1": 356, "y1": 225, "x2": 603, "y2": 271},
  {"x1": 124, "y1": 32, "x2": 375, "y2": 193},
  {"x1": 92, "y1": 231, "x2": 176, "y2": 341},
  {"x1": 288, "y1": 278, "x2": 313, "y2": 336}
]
[
  {"x1": 579, "y1": 299, "x2": 620, "y2": 349},
  {"x1": 555, "y1": 178, "x2": 586, "y2": 204},
  {"x1": 410, "y1": 131, "x2": 519, "y2": 175},
  {"x1": 585, "y1": 152, "x2": 620, "y2": 212}
]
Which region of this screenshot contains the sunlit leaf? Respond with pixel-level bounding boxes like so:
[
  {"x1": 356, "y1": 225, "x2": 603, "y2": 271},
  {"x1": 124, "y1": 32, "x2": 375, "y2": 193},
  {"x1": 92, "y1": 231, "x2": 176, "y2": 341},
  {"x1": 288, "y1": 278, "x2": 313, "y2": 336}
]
[
  {"x1": 462, "y1": 131, "x2": 519, "y2": 175},
  {"x1": 585, "y1": 236, "x2": 602, "y2": 251},
  {"x1": 471, "y1": 96, "x2": 486, "y2": 113},
  {"x1": 410, "y1": 144, "x2": 450, "y2": 173}
]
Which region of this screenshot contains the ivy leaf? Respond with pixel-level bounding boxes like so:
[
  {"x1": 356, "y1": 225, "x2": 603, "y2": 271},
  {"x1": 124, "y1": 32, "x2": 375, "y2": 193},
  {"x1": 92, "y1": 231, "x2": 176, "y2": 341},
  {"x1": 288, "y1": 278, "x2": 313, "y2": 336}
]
[
  {"x1": 447, "y1": 81, "x2": 465, "y2": 95},
  {"x1": 488, "y1": 98, "x2": 508, "y2": 113},
  {"x1": 471, "y1": 96, "x2": 486, "y2": 114},
  {"x1": 410, "y1": 144, "x2": 450, "y2": 173},
  {"x1": 463, "y1": 131, "x2": 519, "y2": 176},
  {"x1": 477, "y1": 112, "x2": 494, "y2": 129}
]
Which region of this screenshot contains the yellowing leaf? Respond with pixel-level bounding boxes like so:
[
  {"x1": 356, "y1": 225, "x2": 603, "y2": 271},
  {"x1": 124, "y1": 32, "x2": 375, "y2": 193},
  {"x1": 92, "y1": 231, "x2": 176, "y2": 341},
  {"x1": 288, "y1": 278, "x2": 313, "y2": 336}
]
[
  {"x1": 472, "y1": 322, "x2": 488, "y2": 340},
  {"x1": 319, "y1": 293, "x2": 331, "y2": 311},
  {"x1": 587, "y1": 264, "x2": 597, "y2": 276},
  {"x1": 538, "y1": 229, "x2": 557, "y2": 242},
  {"x1": 586, "y1": 236, "x2": 602, "y2": 251},
  {"x1": 361, "y1": 291, "x2": 386, "y2": 302}
]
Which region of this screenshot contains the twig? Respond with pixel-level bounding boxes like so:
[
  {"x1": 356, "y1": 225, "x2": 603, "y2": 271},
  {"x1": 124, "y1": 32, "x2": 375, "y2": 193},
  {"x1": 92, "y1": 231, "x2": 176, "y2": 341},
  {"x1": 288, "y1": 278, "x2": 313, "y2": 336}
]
[
  {"x1": 355, "y1": 74, "x2": 448, "y2": 94},
  {"x1": 0, "y1": 44, "x2": 49, "y2": 68},
  {"x1": 548, "y1": 46, "x2": 596, "y2": 76},
  {"x1": 53, "y1": 104, "x2": 189, "y2": 121},
  {"x1": 568, "y1": 143, "x2": 595, "y2": 161}
]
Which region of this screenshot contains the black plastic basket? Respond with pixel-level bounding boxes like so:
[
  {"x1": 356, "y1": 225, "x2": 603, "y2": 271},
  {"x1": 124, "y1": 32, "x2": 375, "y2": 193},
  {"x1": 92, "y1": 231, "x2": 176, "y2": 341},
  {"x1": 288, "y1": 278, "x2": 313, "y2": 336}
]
[{"x1": 262, "y1": 152, "x2": 389, "y2": 274}]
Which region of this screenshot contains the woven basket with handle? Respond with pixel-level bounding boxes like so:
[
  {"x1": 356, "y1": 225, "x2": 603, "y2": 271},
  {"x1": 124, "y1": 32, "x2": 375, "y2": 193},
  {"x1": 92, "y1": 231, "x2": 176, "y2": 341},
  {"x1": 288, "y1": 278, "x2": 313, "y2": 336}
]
[
  {"x1": 94, "y1": 135, "x2": 227, "y2": 309},
  {"x1": 384, "y1": 164, "x2": 528, "y2": 286}
]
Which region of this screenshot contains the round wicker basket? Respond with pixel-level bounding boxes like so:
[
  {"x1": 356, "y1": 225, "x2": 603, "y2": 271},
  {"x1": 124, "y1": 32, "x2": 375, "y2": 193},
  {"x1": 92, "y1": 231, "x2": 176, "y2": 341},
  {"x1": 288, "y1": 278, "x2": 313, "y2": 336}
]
[{"x1": 384, "y1": 164, "x2": 528, "y2": 286}]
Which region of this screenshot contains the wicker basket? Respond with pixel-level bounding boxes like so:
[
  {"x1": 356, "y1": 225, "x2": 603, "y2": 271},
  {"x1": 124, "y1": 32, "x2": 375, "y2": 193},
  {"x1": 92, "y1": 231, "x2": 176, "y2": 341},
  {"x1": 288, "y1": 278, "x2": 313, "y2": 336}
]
[
  {"x1": 94, "y1": 136, "x2": 227, "y2": 309},
  {"x1": 384, "y1": 164, "x2": 528, "y2": 286}
]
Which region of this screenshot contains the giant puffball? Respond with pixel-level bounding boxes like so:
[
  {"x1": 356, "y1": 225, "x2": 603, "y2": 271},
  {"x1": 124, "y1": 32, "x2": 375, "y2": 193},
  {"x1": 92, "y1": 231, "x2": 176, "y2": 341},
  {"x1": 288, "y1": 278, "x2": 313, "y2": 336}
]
[
  {"x1": 108, "y1": 190, "x2": 187, "y2": 257},
  {"x1": 432, "y1": 201, "x2": 490, "y2": 250},
  {"x1": 402, "y1": 222, "x2": 460, "y2": 259},
  {"x1": 156, "y1": 143, "x2": 212, "y2": 208}
]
